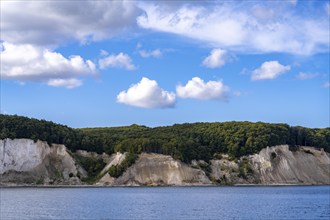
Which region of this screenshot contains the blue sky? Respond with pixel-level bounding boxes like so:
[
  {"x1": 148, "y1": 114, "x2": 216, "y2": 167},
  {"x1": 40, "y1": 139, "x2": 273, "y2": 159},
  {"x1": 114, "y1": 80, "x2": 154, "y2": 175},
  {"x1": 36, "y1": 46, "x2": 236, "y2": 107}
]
[{"x1": 1, "y1": 0, "x2": 329, "y2": 128}]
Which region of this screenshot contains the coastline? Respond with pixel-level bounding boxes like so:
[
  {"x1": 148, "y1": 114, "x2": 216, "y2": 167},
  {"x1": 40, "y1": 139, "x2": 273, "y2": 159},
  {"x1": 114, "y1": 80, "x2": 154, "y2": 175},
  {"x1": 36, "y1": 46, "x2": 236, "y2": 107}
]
[{"x1": 1, "y1": 183, "x2": 329, "y2": 188}]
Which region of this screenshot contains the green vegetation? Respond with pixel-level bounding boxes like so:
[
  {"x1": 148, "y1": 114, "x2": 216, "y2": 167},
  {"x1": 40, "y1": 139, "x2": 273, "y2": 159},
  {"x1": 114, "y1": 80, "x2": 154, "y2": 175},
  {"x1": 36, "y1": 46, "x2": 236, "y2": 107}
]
[
  {"x1": 0, "y1": 114, "x2": 84, "y2": 151},
  {"x1": 289, "y1": 145, "x2": 299, "y2": 152},
  {"x1": 198, "y1": 162, "x2": 212, "y2": 179},
  {"x1": 74, "y1": 154, "x2": 106, "y2": 183},
  {"x1": 271, "y1": 152, "x2": 277, "y2": 160},
  {"x1": 303, "y1": 149, "x2": 314, "y2": 155},
  {"x1": 238, "y1": 159, "x2": 253, "y2": 179},
  {"x1": 1, "y1": 114, "x2": 329, "y2": 164},
  {"x1": 108, "y1": 152, "x2": 138, "y2": 178}
]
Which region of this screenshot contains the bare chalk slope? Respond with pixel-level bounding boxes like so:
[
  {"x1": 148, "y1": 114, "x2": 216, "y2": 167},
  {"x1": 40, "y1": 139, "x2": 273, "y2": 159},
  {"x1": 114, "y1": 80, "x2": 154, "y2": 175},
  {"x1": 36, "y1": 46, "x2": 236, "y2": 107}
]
[
  {"x1": 109, "y1": 153, "x2": 211, "y2": 186},
  {"x1": 0, "y1": 138, "x2": 86, "y2": 185},
  {"x1": 210, "y1": 145, "x2": 330, "y2": 185}
]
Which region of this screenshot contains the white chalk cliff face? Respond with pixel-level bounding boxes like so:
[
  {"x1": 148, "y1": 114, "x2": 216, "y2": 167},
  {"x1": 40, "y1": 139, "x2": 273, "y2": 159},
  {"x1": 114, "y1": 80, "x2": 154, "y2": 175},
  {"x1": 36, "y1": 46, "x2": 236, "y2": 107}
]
[
  {"x1": 210, "y1": 145, "x2": 330, "y2": 185},
  {"x1": 98, "y1": 153, "x2": 212, "y2": 186},
  {"x1": 1, "y1": 139, "x2": 329, "y2": 186},
  {"x1": 250, "y1": 145, "x2": 330, "y2": 184},
  {"x1": 0, "y1": 139, "x2": 85, "y2": 185},
  {"x1": 0, "y1": 139, "x2": 49, "y2": 174}
]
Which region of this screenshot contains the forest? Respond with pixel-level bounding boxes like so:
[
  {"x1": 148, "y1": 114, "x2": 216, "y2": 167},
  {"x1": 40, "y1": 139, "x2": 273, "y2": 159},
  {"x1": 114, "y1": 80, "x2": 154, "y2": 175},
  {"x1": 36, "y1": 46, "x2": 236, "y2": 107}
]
[{"x1": 1, "y1": 114, "x2": 329, "y2": 162}]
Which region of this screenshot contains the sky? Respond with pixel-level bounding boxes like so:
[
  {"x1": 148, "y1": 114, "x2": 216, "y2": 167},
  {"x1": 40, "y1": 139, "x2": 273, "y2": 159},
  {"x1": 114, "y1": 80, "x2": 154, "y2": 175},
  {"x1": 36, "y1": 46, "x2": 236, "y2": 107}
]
[{"x1": 0, "y1": 0, "x2": 329, "y2": 128}]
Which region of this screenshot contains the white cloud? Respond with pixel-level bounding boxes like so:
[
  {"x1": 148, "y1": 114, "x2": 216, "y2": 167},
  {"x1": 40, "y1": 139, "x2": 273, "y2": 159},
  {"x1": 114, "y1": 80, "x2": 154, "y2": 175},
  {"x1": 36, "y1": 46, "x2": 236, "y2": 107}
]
[
  {"x1": 99, "y1": 53, "x2": 136, "y2": 70},
  {"x1": 1, "y1": 0, "x2": 142, "y2": 46},
  {"x1": 202, "y1": 49, "x2": 228, "y2": 68},
  {"x1": 326, "y1": 3, "x2": 330, "y2": 15},
  {"x1": 0, "y1": 42, "x2": 96, "y2": 88},
  {"x1": 117, "y1": 77, "x2": 176, "y2": 108},
  {"x1": 139, "y1": 49, "x2": 162, "y2": 58},
  {"x1": 2, "y1": 1, "x2": 328, "y2": 56},
  {"x1": 137, "y1": 2, "x2": 329, "y2": 55},
  {"x1": 176, "y1": 77, "x2": 229, "y2": 101},
  {"x1": 296, "y1": 72, "x2": 319, "y2": 80},
  {"x1": 322, "y1": 82, "x2": 330, "y2": 88},
  {"x1": 1, "y1": 1, "x2": 141, "y2": 87},
  {"x1": 251, "y1": 61, "x2": 290, "y2": 81},
  {"x1": 47, "y1": 78, "x2": 83, "y2": 89}
]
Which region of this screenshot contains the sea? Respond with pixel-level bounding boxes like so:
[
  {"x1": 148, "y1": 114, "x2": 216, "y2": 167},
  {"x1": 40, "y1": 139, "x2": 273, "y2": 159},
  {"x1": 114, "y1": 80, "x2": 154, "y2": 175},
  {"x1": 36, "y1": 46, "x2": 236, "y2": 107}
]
[{"x1": 0, "y1": 186, "x2": 329, "y2": 220}]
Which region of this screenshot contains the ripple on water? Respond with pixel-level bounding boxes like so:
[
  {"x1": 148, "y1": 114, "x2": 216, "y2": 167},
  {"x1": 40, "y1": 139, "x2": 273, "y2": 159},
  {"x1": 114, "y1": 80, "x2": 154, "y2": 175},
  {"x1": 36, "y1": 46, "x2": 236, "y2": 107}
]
[{"x1": 0, "y1": 186, "x2": 329, "y2": 220}]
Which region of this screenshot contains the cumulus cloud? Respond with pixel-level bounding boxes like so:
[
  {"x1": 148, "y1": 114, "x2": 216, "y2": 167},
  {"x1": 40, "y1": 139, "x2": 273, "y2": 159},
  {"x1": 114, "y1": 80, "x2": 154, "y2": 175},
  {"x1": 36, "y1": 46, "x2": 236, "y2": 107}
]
[
  {"x1": 117, "y1": 77, "x2": 176, "y2": 108},
  {"x1": 2, "y1": 1, "x2": 328, "y2": 56},
  {"x1": 137, "y1": 2, "x2": 329, "y2": 55},
  {"x1": 202, "y1": 49, "x2": 228, "y2": 68},
  {"x1": 139, "y1": 49, "x2": 162, "y2": 58},
  {"x1": 47, "y1": 78, "x2": 83, "y2": 89},
  {"x1": 99, "y1": 53, "x2": 136, "y2": 70},
  {"x1": 0, "y1": 42, "x2": 96, "y2": 88},
  {"x1": 1, "y1": 0, "x2": 142, "y2": 46},
  {"x1": 176, "y1": 77, "x2": 230, "y2": 101},
  {"x1": 251, "y1": 61, "x2": 291, "y2": 81},
  {"x1": 1, "y1": 0, "x2": 142, "y2": 86},
  {"x1": 296, "y1": 72, "x2": 319, "y2": 80},
  {"x1": 2, "y1": 1, "x2": 328, "y2": 90}
]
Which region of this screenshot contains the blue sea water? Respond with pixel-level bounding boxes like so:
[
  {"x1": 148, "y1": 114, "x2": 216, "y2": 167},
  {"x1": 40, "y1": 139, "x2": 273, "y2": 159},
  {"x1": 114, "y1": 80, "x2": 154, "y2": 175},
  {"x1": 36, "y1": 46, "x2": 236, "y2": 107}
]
[{"x1": 0, "y1": 186, "x2": 329, "y2": 220}]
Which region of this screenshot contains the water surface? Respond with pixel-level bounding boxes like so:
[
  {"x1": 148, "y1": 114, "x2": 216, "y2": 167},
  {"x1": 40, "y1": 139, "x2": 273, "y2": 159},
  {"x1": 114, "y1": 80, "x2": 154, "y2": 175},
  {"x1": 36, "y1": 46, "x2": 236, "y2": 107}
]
[{"x1": 1, "y1": 186, "x2": 329, "y2": 219}]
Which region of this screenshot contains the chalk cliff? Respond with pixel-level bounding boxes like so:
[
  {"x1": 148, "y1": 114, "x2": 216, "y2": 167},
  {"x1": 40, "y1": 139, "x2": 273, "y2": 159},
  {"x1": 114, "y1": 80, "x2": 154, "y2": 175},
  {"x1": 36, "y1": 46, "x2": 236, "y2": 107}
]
[
  {"x1": 97, "y1": 153, "x2": 211, "y2": 186},
  {"x1": 1, "y1": 139, "x2": 329, "y2": 186},
  {"x1": 0, "y1": 138, "x2": 85, "y2": 185},
  {"x1": 210, "y1": 145, "x2": 330, "y2": 185},
  {"x1": 250, "y1": 145, "x2": 330, "y2": 184},
  {"x1": 96, "y1": 152, "x2": 127, "y2": 186}
]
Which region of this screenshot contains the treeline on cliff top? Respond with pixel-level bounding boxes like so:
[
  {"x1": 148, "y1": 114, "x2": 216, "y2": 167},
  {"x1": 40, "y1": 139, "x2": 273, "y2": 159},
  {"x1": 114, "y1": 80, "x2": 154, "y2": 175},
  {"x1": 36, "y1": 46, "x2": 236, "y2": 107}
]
[{"x1": 1, "y1": 114, "x2": 329, "y2": 162}]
